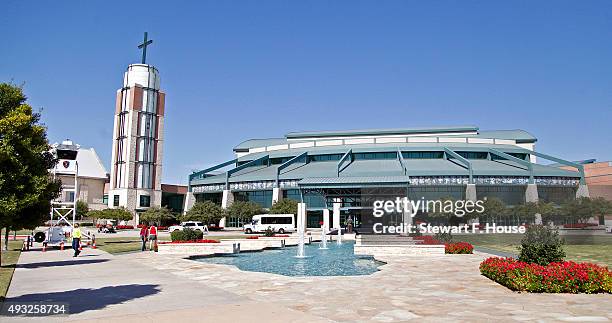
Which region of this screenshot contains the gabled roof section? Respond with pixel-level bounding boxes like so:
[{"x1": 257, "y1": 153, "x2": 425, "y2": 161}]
[
  {"x1": 233, "y1": 138, "x2": 288, "y2": 151},
  {"x1": 76, "y1": 148, "x2": 108, "y2": 179},
  {"x1": 471, "y1": 130, "x2": 537, "y2": 143}
]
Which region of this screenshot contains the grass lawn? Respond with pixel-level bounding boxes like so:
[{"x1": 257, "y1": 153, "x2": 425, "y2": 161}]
[
  {"x1": 96, "y1": 237, "x2": 169, "y2": 254},
  {"x1": 455, "y1": 233, "x2": 612, "y2": 267},
  {"x1": 96, "y1": 234, "x2": 247, "y2": 254},
  {"x1": 0, "y1": 239, "x2": 23, "y2": 302}
]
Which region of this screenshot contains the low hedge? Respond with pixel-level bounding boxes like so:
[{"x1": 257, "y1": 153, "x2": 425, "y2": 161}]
[
  {"x1": 480, "y1": 257, "x2": 612, "y2": 294},
  {"x1": 170, "y1": 228, "x2": 203, "y2": 242},
  {"x1": 445, "y1": 242, "x2": 473, "y2": 254},
  {"x1": 563, "y1": 223, "x2": 598, "y2": 229}
]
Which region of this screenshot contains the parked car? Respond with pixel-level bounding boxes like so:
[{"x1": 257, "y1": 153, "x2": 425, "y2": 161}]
[
  {"x1": 243, "y1": 214, "x2": 295, "y2": 234},
  {"x1": 98, "y1": 224, "x2": 116, "y2": 234},
  {"x1": 168, "y1": 221, "x2": 208, "y2": 233}
]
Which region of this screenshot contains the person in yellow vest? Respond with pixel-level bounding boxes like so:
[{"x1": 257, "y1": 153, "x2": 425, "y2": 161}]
[{"x1": 72, "y1": 223, "x2": 82, "y2": 257}]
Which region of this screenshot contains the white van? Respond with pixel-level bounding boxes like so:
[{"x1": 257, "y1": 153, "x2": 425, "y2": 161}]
[{"x1": 243, "y1": 214, "x2": 295, "y2": 234}]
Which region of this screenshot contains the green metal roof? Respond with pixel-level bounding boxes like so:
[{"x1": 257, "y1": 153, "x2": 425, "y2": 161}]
[
  {"x1": 470, "y1": 130, "x2": 537, "y2": 143},
  {"x1": 286, "y1": 126, "x2": 479, "y2": 139},
  {"x1": 234, "y1": 138, "x2": 291, "y2": 151},
  {"x1": 190, "y1": 155, "x2": 580, "y2": 187},
  {"x1": 233, "y1": 128, "x2": 537, "y2": 152},
  {"x1": 298, "y1": 176, "x2": 411, "y2": 188},
  {"x1": 236, "y1": 142, "x2": 528, "y2": 162}
]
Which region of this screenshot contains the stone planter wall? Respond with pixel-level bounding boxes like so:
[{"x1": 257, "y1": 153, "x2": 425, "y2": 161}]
[
  {"x1": 157, "y1": 242, "x2": 240, "y2": 256},
  {"x1": 221, "y1": 239, "x2": 284, "y2": 251},
  {"x1": 354, "y1": 244, "x2": 445, "y2": 256}
]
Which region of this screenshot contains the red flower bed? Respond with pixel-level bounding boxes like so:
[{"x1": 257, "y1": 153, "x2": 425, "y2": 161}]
[
  {"x1": 445, "y1": 242, "x2": 473, "y2": 254},
  {"x1": 246, "y1": 236, "x2": 260, "y2": 239},
  {"x1": 158, "y1": 239, "x2": 220, "y2": 244},
  {"x1": 480, "y1": 257, "x2": 612, "y2": 293},
  {"x1": 116, "y1": 225, "x2": 134, "y2": 230},
  {"x1": 563, "y1": 223, "x2": 598, "y2": 229}
]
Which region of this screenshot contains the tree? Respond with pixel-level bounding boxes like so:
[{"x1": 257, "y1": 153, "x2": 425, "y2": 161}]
[
  {"x1": 226, "y1": 201, "x2": 263, "y2": 221},
  {"x1": 560, "y1": 197, "x2": 594, "y2": 224},
  {"x1": 76, "y1": 200, "x2": 89, "y2": 220},
  {"x1": 424, "y1": 197, "x2": 468, "y2": 226},
  {"x1": 91, "y1": 208, "x2": 133, "y2": 224},
  {"x1": 0, "y1": 83, "x2": 61, "y2": 254},
  {"x1": 479, "y1": 197, "x2": 508, "y2": 224},
  {"x1": 139, "y1": 206, "x2": 176, "y2": 225},
  {"x1": 183, "y1": 201, "x2": 224, "y2": 226},
  {"x1": 107, "y1": 208, "x2": 133, "y2": 223},
  {"x1": 510, "y1": 201, "x2": 554, "y2": 225},
  {"x1": 518, "y1": 225, "x2": 565, "y2": 265},
  {"x1": 87, "y1": 209, "x2": 104, "y2": 226},
  {"x1": 269, "y1": 199, "x2": 298, "y2": 215},
  {"x1": 590, "y1": 197, "x2": 612, "y2": 224}
]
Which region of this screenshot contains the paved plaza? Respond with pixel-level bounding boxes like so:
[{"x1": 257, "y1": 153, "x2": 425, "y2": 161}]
[{"x1": 4, "y1": 246, "x2": 612, "y2": 322}]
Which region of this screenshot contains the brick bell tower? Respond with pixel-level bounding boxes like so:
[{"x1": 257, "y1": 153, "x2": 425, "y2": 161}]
[{"x1": 108, "y1": 32, "x2": 165, "y2": 221}]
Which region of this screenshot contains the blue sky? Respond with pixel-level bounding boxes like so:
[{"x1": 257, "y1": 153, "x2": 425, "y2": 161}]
[{"x1": 3, "y1": 1, "x2": 612, "y2": 184}]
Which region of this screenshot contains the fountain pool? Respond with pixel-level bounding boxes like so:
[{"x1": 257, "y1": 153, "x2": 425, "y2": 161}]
[{"x1": 193, "y1": 242, "x2": 384, "y2": 277}]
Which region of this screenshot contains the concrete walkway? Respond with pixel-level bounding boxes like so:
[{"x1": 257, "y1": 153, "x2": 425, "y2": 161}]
[
  {"x1": 133, "y1": 251, "x2": 612, "y2": 322},
  {"x1": 4, "y1": 246, "x2": 329, "y2": 322},
  {"x1": 4, "y1": 244, "x2": 612, "y2": 322}
]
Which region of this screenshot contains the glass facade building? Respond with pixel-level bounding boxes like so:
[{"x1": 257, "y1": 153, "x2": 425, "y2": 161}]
[{"x1": 188, "y1": 126, "x2": 587, "y2": 228}]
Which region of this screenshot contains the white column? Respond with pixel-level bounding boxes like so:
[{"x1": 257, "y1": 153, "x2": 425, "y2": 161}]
[
  {"x1": 576, "y1": 184, "x2": 590, "y2": 198},
  {"x1": 332, "y1": 202, "x2": 341, "y2": 229},
  {"x1": 466, "y1": 184, "x2": 477, "y2": 201},
  {"x1": 525, "y1": 183, "x2": 540, "y2": 224},
  {"x1": 465, "y1": 184, "x2": 479, "y2": 224},
  {"x1": 272, "y1": 187, "x2": 282, "y2": 204},
  {"x1": 401, "y1": 198, "x2": 413, "y2": 236},
  {"x1": 525, "y1": 184, "x2": 539, "y2": 203},
  {"x1": 220, "y1": 189, "x2": 234, "y2": 228},
  {"x1": 183, "y1": 191, "x2": 196, "y2": 214}
]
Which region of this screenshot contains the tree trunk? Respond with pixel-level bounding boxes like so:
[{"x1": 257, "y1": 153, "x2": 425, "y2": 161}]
[
  {"x1": 0, "y1": 228, "x2": 4, "y2": 266},
  {"x1": 3, "y1": 229, "x2": 8, "y2": 251}
]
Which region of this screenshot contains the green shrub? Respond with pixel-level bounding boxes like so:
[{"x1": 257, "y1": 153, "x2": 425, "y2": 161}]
[
  {"x1": 170, "y1": 228, "x2": 204, "y2": 242},
  {"x1": 434, "y1": 232, "x2": 453, "y2": 243},
  {"x1": 264, "y1": 227, "x2": 275, "y2": 237},
  {"x1": 518, "y1": 225, "x2": 565, "y2": 265},
  {"x1": 269, "y1": 199, "x2": 298, "y2": 215}
]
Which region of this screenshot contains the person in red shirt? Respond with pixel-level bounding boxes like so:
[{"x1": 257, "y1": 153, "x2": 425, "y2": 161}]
[
  {"x1": 139, "y1": 225, "x2": 148, "y2": 251},
  {"x1": 148, "y1": 224, "x2": 157, "y2": 251}
]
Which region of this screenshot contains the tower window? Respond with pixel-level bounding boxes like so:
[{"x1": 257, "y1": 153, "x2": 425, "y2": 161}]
[{"x1": 140, "y1": 195, "x2": 151, "y2": 207}]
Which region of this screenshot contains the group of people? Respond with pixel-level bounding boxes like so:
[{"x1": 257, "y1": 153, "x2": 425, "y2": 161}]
[{"x1": 139, "y1": 224, "x2": 158, "y2": 251}]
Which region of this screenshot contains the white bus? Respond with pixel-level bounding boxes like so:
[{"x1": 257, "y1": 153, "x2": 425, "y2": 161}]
[{"x1": 243, "y1": 214, "x2": 295, "y2": 234}]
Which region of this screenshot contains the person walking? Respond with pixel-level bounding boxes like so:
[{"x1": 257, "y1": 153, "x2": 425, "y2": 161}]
[
  {"x1": 148, "y1": 224, "x2": 157, "y2": 251},
  {"x1": 346, "y1": 216, "x2": 354, "y2": 234},
  {"x1": 139, "y1": 225, "x2": 148, "y2": 251},
  {"x1": 72, "y1": 223, "x2": 82, "y2": 257}
]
